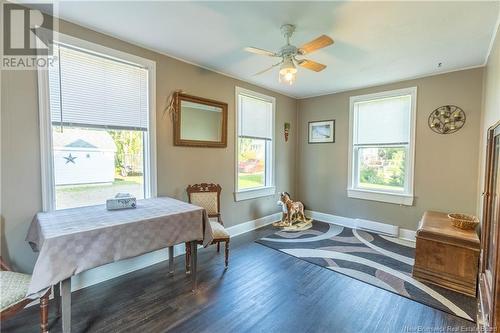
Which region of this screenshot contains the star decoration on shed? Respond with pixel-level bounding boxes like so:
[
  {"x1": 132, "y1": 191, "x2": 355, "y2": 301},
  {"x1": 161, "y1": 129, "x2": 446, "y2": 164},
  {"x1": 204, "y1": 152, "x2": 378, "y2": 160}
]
[{"x1": 64, "y1": 153, "x2": 77, "y2": 164}]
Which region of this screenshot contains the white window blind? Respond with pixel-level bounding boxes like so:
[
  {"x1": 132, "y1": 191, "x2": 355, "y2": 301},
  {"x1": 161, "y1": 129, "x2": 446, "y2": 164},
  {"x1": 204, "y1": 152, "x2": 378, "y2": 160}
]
[
  {"x1": 238, "y1": 94, "x2": 273, "y2": 139},
  {"x1": 235, "y1": 87, "x2": 275, "y2": 201},
  {"x1": 49, "y1": 44, "x2": 149, "y2": 131},
  {"x1": 348, "y1": 87, "x2": 416, "y2": 206},
  {"x1": 354, "y1": 95, "x2": 411, "y2": 145}
]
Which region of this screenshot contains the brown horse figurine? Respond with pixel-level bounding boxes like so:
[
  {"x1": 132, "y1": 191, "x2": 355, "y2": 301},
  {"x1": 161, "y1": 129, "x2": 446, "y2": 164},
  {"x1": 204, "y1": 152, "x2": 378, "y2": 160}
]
[{"x1": 276, "y1": 192, "x2": 310, "y2": 227}]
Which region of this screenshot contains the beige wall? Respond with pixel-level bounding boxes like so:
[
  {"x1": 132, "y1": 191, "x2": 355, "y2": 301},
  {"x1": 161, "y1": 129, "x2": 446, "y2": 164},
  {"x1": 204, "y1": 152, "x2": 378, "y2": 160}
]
[
  {"x1": 478, "y1": 26, "x2": 500, "y2": 218},
  {"x1": 297, "y1": 68, "x2": 484, "y2": 230},
  {"x1": 1, "y1": 20, "x2": 298, "y2": 272}
]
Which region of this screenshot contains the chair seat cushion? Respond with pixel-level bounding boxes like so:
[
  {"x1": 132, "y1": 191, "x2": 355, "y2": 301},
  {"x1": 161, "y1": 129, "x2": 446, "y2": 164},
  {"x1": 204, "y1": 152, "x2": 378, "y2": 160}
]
[
  {"x1": 210, "y1": 221, "x2": 229, "y2": 240},
  {"x1": 0, "y1": 271, "x2": 31, "y2": 311}
]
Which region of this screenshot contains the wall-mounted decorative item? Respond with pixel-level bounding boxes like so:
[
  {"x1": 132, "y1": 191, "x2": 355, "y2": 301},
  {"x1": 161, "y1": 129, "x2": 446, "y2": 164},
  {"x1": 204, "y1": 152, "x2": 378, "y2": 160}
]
[
  {"x1": 284, "y1": 122, "x2": 290, "y2": 142},
  {"x1": 164, "y1": 89, "x2": 184, "y2": 120},
  {"x1": 308, "y1": 120, "x2": 335, "y2": 143},
  {"x1": 428, "y1": 105, "x2": 466, "y2": 134},
  {"x1": 173, "y1": 92, "x2": 228, "y2": 148}
]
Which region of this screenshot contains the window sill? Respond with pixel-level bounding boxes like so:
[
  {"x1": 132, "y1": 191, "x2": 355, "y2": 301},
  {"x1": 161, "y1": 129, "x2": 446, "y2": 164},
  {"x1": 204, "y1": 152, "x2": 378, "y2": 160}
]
[
  {"x1": 347, "y1": 188, "x2": 414, "y2": 206},
  {"x1": 234, "y1": 186, "x2": 276, "y2": 202}
]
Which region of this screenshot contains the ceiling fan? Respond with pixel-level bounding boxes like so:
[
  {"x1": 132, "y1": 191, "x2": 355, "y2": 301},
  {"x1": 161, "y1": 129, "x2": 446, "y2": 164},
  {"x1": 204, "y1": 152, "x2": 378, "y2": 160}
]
[{"x1": 244, "y1": 24, "x2": 334, "y2": 85}]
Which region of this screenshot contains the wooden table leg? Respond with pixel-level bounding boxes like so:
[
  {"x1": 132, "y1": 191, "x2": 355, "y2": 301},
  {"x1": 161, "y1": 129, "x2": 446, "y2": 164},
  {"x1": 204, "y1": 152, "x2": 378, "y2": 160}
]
[
  {"x1": 185, "y1": 243, "x2": 191, "y2": 275},
  {"x1": 40, "y1": 293, "x2": 49, "y2": 333},
  {"x1": 61, "y1": 278, "x2": 71, "y2": 333},
  {"x1": 168, "y1": 246, "x2": 174, "y2": 276},
  {"x1": 190, "y1": 241, "x2": 197, "y2": 291}
]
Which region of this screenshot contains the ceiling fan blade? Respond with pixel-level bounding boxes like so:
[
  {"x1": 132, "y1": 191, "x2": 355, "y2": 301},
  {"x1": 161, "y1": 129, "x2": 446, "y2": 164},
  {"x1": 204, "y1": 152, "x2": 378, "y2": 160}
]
[
  {"x1": 297, "y1": 59, "x2": 327, "y2": 72},
  {"x1": 244, "y1": 47, "x2": 277, "y2": 57},
  {"x1": 253, "y1": 62, "x2": 282, "y2": 76},
  {"x1": 298, "y1": 35, "x2": 334, "y2": 55}
]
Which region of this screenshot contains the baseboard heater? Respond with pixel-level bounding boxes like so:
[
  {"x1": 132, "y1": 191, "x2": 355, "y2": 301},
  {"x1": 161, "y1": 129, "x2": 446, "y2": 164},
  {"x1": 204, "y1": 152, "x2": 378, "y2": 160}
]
[
  {"x1": 354, "y1": 218, "x2": 399, "y2": 237},
  {"x1": 305, "y1": 210, "x2": 400, "y2": 237}
]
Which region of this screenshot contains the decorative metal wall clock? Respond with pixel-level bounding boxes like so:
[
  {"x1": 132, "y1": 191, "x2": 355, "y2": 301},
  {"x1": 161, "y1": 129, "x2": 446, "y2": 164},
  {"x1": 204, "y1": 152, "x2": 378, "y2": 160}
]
[{"x1": 428, "y1": 105, "x2": 466, "y2": 134}]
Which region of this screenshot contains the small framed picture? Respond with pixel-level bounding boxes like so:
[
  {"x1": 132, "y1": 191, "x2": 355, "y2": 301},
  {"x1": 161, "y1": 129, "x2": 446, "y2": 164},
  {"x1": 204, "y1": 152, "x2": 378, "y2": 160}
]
[{"x1": 308, "y1": 120, "x2": 335, "y2": 143}]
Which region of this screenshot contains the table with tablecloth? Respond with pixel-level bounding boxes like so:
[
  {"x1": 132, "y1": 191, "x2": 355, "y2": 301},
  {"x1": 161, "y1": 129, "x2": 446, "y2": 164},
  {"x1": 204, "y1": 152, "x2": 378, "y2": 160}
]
[{"x1": 26, "y1": 196, "x2": 212, "y2": 332}]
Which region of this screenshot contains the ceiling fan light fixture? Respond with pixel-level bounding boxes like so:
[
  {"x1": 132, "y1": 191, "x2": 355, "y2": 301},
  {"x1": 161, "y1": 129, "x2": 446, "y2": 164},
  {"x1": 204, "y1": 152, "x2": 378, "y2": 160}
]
[
  {"x1": 244, "y1": 24, "x2": 332, "y2": 85},
  {"x1": 279, "y1": 69, "x2": 296, "y2": 85},
  {"x1": 279, "y1": 58, "x2": 297, "y2": 85}
]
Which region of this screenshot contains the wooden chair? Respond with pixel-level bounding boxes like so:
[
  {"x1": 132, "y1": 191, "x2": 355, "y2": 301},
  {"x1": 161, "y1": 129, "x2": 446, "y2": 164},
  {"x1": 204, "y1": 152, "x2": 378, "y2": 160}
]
[
  {"x1": 0, "y1": 256, "x2": 51, "y2": 332},
  {"x1": 185, "y1": 183, "x2": 230, "y2": 271}
]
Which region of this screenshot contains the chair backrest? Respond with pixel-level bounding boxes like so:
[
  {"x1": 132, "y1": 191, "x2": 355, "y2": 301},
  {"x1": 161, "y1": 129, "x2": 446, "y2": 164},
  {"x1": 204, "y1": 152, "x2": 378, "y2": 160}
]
[{"x1": 186, "y1": 183, "x2": 222, "y2": 219}]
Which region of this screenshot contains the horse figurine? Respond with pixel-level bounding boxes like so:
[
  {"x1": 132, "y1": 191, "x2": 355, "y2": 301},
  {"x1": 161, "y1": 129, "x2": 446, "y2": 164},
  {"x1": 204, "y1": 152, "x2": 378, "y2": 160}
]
[{"x1": 274, "y1": 192, "x2": 312, "y2": 228}]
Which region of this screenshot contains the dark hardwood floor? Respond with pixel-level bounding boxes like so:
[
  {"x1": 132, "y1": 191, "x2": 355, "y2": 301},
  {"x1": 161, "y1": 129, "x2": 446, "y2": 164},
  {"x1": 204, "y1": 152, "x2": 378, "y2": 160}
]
[{"x1": 2, "y1": 226, "x2": 476, "y2": 333}]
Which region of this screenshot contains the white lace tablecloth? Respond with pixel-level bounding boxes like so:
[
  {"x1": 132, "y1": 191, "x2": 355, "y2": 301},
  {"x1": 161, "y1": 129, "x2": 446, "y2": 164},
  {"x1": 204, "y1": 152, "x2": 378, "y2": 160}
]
[{"x1": 26, "y1": 197, "x2": 212, "y2": 297}]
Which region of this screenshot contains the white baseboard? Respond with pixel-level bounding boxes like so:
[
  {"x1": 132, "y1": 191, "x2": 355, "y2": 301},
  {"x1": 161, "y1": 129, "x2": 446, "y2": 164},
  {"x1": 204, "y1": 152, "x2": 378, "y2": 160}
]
[
  {"x1": 399, "y1": 228, "x2": 417, "y2": 241},
  {"x1": 305, "y1": 210, "x2": 353, "y2": 228},
  {"x1": 69, "y1": 212, "x2": 280, "y2": 292},
  {"x1": 305, "y1": 210, "x2": 416, "y2": 241},
  {"x1": 354, "y1": 218, "x2": 399, "y2": 236},
  {"x1": 226, "y1": 212, "x2": 281, "y2": 237},
  {"x1": 71, "y1": 248, "x2": 171, "y2": 291}
]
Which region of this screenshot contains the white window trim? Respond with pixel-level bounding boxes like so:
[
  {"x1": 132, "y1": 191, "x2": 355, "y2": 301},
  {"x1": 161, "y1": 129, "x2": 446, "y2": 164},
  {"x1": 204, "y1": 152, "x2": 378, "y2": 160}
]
[
  {"x1": 234, "y1": 86, "x2": 276, "y2": 202},
  {"x1": 37, "y1": 32, "x2": 157, "y2": 212},
  {"x1": 347, "y1": 87, "x2": 417, "y2": 206}
]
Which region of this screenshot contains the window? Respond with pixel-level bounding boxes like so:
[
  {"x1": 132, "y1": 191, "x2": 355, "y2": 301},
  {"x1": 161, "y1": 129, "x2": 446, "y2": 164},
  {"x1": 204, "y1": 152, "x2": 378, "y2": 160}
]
[
  {"x1": 235, "y1": 87, "x2": 275, "y2": 201},
  {"x1": 38, "y1": 35, "x2": 156, "y2": 211},
  {"x1": 348, "y1": 87, "x2": 416, "y2": 205}
]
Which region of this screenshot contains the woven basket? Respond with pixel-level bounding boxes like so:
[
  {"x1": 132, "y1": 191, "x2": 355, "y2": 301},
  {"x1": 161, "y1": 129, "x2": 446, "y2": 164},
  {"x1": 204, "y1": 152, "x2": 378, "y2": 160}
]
[{"x1": 448, "y1": 213, "x2": 479, "y2": 230}]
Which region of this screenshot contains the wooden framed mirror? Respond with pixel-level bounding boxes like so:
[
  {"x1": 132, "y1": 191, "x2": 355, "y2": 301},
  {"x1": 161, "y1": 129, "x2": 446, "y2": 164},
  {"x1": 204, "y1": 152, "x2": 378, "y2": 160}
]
[{"x1": 173, "y1": 92, "x2": 227, "y2": 148}]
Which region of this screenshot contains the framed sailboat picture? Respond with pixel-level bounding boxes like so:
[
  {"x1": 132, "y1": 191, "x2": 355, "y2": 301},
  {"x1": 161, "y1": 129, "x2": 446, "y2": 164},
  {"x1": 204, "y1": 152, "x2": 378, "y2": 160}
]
[{"x1": 308, "y1": 120, "x2": 335, "y2": 143}]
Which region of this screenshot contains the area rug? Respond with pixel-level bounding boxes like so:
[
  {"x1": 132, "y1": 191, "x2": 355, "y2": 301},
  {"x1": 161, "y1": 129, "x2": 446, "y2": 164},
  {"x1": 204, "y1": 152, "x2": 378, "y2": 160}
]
[{"x1": 256, "y1": 221, "x2": 476, "y2": 321}]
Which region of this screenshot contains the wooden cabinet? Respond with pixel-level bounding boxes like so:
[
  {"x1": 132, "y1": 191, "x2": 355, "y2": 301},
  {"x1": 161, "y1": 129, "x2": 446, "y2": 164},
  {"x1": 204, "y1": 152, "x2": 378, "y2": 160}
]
[
  {"x1": 413, "y1": 211, "x2": 480, "y2": 296},
  {"x1": 479, "y1": 121, "x2": 500, "y2": 331}
]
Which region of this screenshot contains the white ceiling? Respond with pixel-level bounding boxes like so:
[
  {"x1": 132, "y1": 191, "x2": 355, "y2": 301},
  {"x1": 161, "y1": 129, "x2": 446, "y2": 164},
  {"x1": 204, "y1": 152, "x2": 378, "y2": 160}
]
[{"x1": 49, "y1": 1, "x2": 499, "y2": 98}]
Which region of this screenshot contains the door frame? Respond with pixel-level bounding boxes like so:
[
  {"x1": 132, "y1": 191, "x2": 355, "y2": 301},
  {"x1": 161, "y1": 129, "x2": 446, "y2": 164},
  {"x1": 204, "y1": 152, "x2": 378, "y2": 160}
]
[{"x1": 479, "y1": 120, "x2": 500, "y2": 329}]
